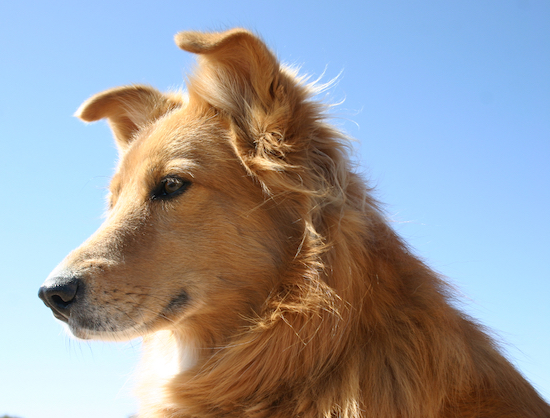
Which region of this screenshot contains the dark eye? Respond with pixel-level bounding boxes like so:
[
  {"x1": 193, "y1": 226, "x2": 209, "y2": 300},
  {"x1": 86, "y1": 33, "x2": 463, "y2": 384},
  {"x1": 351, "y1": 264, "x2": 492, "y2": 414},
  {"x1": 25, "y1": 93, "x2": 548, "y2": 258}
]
[{"x1": 152, "y1": 176, "x2": 190, "y2": 200}]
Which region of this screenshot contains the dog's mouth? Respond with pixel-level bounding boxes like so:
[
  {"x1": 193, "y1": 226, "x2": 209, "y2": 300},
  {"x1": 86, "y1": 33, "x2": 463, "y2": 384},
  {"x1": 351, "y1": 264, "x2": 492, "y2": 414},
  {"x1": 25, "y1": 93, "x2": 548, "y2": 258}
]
[
  {"x1": 47, "y1": 302, "x2": 169, "y2": 341},
  {"x1": 66, "y1": 314, "x2": 151, "y2": 341},
  {"x1": 39, "y1": 273, "x2": 191, "y2": 341}
]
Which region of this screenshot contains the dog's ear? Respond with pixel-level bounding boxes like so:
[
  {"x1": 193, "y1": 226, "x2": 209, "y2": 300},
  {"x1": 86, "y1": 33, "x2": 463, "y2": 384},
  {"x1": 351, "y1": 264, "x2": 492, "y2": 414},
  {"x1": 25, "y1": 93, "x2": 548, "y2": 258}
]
[
  {"x1": 175, "y1": 29, "x2": 306, "y2": 164},
  {"x1": 175, "y1": 29, "x2": 279, "y2": 117},
  {"x1": 75, "y1": 85, "x2": 182, "y2": 151}
]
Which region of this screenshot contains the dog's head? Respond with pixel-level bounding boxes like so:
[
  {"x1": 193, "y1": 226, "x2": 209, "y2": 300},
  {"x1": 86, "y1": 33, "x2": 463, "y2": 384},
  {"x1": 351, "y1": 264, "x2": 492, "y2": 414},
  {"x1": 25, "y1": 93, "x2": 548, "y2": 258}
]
[{"x1": 39, "y1": 29, "x2": 350, "y2": 346}]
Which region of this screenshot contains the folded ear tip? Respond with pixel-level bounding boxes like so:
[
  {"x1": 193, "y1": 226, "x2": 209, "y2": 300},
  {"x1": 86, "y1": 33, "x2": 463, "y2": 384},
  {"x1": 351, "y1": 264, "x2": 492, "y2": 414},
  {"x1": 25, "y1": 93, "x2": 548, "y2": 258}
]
[
  {"x1": 174, "y1": 28, "x2": 254, "y2": 54},
  {"x1": 173, "y1": 31, "x2": 194, "y2": 51},
  {"x1": 74, "y1": 94, "x2": 106, "y2": 122},
  {"x1": 74, "y1": 101, "x2": 93, "y2": 121}
]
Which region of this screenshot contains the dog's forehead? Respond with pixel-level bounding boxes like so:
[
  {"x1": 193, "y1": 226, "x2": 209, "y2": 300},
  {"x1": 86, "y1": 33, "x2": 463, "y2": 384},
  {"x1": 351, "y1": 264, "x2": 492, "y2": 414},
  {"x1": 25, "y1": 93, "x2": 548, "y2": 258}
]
[{"x1": 116, "y1": 109, "x2": 239, "y2": 182}]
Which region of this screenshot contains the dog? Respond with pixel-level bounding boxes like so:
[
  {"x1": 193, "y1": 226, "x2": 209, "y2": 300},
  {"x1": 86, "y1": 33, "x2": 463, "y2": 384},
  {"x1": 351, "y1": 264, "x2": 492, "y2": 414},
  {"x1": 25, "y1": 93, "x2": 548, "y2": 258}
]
[{"x1": 39, "y1": 28, "x2": 550, "y2": 418}]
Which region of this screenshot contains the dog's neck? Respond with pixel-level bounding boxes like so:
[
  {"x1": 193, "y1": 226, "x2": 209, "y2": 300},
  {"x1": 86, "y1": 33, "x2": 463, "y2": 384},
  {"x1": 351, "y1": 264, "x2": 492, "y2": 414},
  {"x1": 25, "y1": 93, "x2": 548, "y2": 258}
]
[
  {"x1": 176, "y1": 333, "x2": 198, "y2": 373},
  {"x1": 136, "y1": 330, "x2": 198, "y2": 412}
]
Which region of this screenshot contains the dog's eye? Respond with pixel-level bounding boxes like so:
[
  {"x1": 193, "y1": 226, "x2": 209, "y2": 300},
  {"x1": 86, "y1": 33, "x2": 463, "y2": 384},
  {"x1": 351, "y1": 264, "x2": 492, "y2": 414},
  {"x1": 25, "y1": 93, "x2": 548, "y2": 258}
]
[
  {"x1": 153, "y1": 177, "x2": 190, "y2": 200},
  {"x1": 164, "y1": 178, "x2": 185, "y2": 194}
]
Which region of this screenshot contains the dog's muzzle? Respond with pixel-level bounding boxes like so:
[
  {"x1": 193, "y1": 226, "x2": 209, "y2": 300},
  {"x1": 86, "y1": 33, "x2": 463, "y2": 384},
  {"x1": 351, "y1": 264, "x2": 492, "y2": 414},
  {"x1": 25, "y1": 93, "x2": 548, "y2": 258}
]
[{"x1": 39, "y1": 274, "x2": 82, "y2": 323}]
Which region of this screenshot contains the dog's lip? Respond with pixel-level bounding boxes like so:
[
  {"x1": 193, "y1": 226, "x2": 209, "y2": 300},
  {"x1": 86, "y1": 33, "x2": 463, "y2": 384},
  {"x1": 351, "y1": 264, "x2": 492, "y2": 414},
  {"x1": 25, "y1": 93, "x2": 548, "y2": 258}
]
[
  {"x1": 67, "y1": 320, "x2": 149, "y2": 342},
  {"x1": 66, "y1": 326, "x2": 92, "y2": 340}
]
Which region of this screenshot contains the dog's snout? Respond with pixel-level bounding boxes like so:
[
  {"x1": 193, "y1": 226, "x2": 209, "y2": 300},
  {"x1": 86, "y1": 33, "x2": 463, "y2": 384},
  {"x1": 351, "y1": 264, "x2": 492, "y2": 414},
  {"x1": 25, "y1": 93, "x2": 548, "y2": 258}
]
[{"x1": 39, "y1": 277, "x2": 81, "y2": 322}]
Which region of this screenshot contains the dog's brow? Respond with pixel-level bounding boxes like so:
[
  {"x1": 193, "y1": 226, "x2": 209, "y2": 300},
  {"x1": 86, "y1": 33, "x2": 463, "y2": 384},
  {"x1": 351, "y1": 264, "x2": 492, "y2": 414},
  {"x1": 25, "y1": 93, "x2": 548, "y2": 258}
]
[{"x1": 163, "y1": 159, "x2": 200, "y2": 173}]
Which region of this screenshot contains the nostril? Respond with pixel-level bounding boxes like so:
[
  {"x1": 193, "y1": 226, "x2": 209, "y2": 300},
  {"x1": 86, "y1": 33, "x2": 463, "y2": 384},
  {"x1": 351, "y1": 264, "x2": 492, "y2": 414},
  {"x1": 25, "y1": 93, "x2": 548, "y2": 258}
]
[
  {"x1": 39, "y1": 278, "x2": 81, "y2": 322},
  {"x1": 51, "y1": 294, "x2": 72, "y2": 308}
]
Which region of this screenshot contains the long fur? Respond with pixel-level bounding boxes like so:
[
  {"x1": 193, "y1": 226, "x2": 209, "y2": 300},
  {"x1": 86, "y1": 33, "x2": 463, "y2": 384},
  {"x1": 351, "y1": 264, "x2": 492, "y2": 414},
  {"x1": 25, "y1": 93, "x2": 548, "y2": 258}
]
[{"x1": 41, "y1": 28, "x2": 549, "y2": 418}]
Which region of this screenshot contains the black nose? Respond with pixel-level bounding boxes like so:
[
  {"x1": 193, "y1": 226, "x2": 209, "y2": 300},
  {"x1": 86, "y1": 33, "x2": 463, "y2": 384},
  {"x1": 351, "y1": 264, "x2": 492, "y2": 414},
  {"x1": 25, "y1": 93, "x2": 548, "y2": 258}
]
[{"x1": 38, "y1": 277, "x2": 81, "y2": 322}]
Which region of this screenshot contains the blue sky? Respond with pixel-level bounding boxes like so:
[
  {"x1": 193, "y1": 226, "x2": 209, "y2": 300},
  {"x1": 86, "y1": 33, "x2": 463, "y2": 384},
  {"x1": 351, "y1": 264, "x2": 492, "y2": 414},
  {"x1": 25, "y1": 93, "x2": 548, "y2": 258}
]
[{"x1": 1, "y1": 1, "x2": 549, "y2": 417}]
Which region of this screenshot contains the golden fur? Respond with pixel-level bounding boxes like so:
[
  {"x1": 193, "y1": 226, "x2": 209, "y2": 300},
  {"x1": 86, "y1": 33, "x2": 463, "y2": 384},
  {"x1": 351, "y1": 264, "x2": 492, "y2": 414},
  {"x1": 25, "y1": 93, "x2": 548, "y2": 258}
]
[{"x1": 39, "y1": 28, "x2": 550, "y2": 417}]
